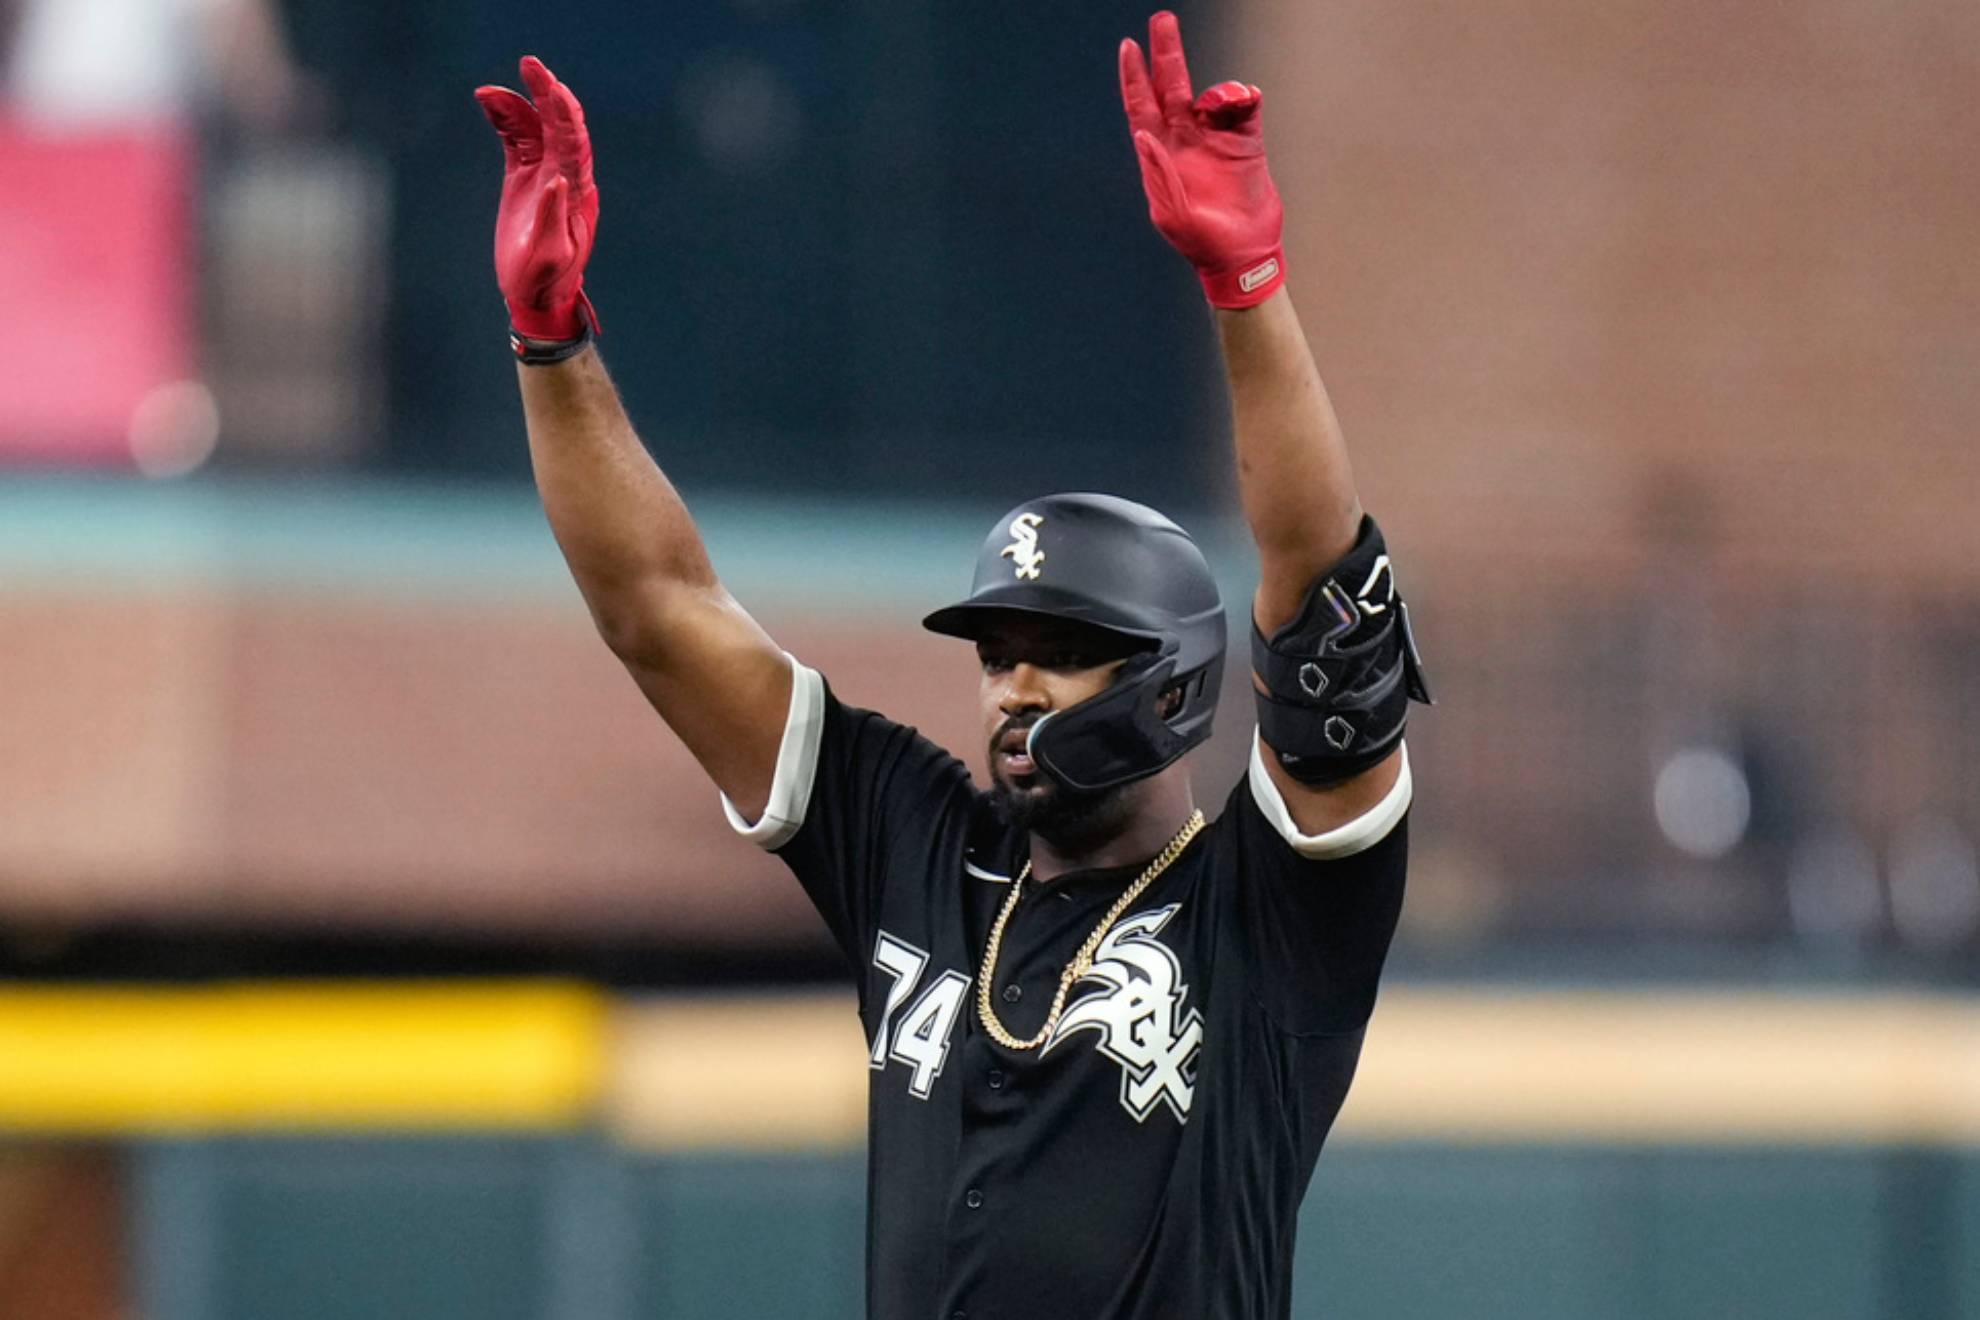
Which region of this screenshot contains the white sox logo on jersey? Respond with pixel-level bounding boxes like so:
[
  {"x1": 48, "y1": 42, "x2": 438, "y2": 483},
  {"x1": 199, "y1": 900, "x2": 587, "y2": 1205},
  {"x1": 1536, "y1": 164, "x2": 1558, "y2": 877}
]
[
  {"x1": 999, "y1": 512, "x2": 1045, "y2": 580},
  {"x1": 1044, "y1": 904, "x2": 1202, "y2": 1124}
]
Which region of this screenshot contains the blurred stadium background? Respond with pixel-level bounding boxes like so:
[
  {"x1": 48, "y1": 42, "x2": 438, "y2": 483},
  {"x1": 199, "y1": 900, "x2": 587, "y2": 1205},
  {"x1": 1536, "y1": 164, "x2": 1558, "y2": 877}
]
[{"x1": 2, "y1": 0, "x2": 1977, "y2": 1316}]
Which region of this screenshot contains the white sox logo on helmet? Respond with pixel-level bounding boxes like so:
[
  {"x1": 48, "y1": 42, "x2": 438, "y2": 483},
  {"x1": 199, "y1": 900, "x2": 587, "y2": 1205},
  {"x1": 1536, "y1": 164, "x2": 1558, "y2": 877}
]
[
  {"x1": 1000, "y1": 512, "x2": 1045, "y2": 580},
  {"x1": 1044, "y1": 904, "x2": 1202, "y2": 1123}
]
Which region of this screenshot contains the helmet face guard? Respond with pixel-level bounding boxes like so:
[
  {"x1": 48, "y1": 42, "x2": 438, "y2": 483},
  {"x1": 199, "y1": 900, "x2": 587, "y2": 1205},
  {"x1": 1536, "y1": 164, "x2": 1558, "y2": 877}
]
[
  {"x1": 1026, "y1": 646, "x2": 1226, "y2": 794},
  {"x1": 924, "y1": 493, "x2": 1227, "y2": 794}
]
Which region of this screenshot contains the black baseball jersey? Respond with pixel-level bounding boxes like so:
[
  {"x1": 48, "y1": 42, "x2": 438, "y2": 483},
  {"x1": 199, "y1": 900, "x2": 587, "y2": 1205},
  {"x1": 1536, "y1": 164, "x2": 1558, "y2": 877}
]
[{"x1": 724, "y1": 660, "x2": 1410, "y2": 1320}]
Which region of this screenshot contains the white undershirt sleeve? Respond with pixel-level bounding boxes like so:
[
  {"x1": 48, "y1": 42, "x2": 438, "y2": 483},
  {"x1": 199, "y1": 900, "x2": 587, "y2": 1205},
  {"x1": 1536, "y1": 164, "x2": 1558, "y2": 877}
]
[
  {"x1": 720, "y1": 656, "x2": 826, "y2": 850},
  {"x1": 1247, "y1": 731, "x2": 1412, "y2": 861}
]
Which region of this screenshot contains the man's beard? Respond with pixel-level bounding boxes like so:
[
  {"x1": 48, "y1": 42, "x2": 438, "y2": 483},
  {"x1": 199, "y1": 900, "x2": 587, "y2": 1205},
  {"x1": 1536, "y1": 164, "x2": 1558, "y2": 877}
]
[
  {"x1": 990, "y1": 774, "x2": 1136, "y2": 847},
  {"x1": 989, "y1": 758, "x2": 1138, "y2": 849}
]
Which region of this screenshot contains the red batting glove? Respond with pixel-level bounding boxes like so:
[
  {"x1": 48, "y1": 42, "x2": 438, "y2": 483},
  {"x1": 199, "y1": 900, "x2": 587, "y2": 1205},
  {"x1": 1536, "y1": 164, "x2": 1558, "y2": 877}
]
[
  {"x1": 1119, "y1": 12, "x2": 1285, "y2": 309},
  {"x1": 474, "y1": 57, "x2": 600, "y2": 348}
]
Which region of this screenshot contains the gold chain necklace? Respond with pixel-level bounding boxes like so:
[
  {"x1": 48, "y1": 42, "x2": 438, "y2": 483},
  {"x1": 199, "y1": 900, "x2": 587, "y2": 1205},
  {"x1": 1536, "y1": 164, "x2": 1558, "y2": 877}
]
[{"x1": 976, "y1": 809, "x2": 1207, "y2": 1051}]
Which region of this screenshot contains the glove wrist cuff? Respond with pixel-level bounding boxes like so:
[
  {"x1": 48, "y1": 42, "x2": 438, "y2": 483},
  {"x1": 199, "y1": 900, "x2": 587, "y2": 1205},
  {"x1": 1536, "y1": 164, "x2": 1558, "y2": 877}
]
[
  {"x1": 506, "y1": 287, "x2": 597, "y2": 344},
  {"x1": 509, "y1": 321, "x2": 592, "y2": 365},
  {"x1": 507, "y1": 290, "x2": 599, "y2": 365},
  {"x1": 1199, "y1": 249, "x2": 1285, "y2": 310}
]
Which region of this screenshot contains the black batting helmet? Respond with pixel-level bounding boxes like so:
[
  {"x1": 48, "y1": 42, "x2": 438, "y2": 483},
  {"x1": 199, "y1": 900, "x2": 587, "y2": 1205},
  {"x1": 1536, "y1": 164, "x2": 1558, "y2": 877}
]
[{"x1": 922, "y1": 492, "x2": 1227, "y2": 793}]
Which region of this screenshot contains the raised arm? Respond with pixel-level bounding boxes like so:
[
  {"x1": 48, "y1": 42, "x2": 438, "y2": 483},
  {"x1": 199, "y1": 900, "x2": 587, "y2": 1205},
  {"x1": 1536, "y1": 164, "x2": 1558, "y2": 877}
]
[
  {"x1": 477, "y1": 58, "x2": 789, "y2": 821},
  {"x1": 1120, "y1": 14, "x2": 1428, "y2": 833}
]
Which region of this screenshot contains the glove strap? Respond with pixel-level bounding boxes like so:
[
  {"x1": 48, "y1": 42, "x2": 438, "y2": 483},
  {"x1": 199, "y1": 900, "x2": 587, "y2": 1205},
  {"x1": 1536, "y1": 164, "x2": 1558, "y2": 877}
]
[
  {"x1": 508, "y1": 291, "x2": 600, "y2": 366},
  {"x1": 1200, "y1": 248, "x2": 1286, "y2": 310},
  {"x1": 510, "y1": 323, "x2": 592, "y2": 365}
]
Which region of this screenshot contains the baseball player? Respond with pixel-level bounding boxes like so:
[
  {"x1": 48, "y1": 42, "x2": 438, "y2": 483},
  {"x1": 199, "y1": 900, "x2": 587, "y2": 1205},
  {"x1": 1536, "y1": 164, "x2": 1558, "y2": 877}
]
[{"x1": 479, "y1": 12, "x2": 1430, "y2": 1318}]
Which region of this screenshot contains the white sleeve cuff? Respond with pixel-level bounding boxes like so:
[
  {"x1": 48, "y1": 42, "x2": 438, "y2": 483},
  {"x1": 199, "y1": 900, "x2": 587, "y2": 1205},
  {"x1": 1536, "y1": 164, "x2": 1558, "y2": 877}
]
[
  {"x1": 1247, "y1": 731, "x2": 1412, "y2": 860},
  {"x1": 720, "y1": 656, "x2": 826, "y2": 850}
]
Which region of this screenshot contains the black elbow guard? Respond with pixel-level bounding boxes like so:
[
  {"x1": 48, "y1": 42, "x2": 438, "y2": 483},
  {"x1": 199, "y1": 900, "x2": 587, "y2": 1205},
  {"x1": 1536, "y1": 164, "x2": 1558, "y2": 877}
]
[{"x1": 1253, "y1": 515, "x2": 1433, "y2": 786}]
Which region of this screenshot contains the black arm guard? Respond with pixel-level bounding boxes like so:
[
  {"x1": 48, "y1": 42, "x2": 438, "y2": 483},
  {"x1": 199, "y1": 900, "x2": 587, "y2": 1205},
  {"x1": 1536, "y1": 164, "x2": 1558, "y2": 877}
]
[{"x1": 1252, "y1": 515, "x2": 1432, "y2": 786}]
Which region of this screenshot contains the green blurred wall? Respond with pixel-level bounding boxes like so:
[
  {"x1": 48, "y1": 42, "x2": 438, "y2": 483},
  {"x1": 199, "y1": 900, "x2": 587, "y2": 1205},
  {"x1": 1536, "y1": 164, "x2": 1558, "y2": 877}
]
[{"x1": 133, "y1": 1137, "x2": 1979, "y2": 1320}]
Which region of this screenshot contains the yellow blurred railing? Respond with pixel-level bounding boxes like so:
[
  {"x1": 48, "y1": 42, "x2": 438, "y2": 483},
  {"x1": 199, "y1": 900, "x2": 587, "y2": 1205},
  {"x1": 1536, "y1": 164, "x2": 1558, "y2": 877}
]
[
  {"x1": 0, "y1": 981, "x2": 605, "y2": 1133},
  {"x1": 4, "y1": 982, "x2": 1978, "y2": 1147},
  {"x1": 603, "y1": 987, "x2": 1980, "y2": 1150}
]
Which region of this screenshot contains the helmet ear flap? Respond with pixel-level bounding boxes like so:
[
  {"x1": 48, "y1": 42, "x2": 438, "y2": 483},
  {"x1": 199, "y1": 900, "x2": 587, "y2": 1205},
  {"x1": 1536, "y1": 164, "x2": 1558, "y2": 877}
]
[{"x1": 1027, "y1": 651, "x2": 1223, "y2": 794}]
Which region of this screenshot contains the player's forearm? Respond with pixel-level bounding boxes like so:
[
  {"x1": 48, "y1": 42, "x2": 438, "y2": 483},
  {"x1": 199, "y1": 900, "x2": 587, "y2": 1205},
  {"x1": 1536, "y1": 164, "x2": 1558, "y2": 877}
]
[
  {"x1": 1113, "y1": 19, "x2": 1362, "y2": 622},
  {"x1": 518, "y1": 347, "x2": 722, "y2": 658},
  {"x1": 1216, "y1": 290, "x2": 1363, "y2": 629}
]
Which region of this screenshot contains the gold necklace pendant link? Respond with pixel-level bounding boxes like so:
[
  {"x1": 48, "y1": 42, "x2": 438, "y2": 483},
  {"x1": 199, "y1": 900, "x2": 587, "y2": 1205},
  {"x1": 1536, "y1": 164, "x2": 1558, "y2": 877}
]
[{"x1": 975, "y1": 809, "x2": 1206, "y2": 1052}]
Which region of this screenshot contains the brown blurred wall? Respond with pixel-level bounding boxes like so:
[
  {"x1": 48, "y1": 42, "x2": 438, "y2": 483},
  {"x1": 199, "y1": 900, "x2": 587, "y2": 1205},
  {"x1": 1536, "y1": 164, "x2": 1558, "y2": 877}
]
[
  {"x1": 0, "y1": 586, "x2": 1257, "y2": 945},
  {"x1": 0, "y1": 1149, "x2": 121, "y2": 1320},
  {"x1": 0, "y1": 589, "x2": 974, "y2": 944},
  {"x1": 1236, "y1": 0, "x2": 1979, "y2": 584}
]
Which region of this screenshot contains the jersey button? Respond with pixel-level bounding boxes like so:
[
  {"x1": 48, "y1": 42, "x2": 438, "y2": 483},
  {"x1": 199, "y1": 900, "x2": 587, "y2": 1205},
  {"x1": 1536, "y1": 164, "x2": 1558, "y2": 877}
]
[
  {"x1": 965, "y1": 1188, "x2": 984, "y2": 1209},
  {"x1": 986, "y1": 1069, "x2": 1005, "y2": 1090},
  {"x1": 1001, "y1": 983, "x2": 1022, "y2": 1004},
  {"x1": 952, "y1": 1311, "x2": 967, "y2": 1320}
]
